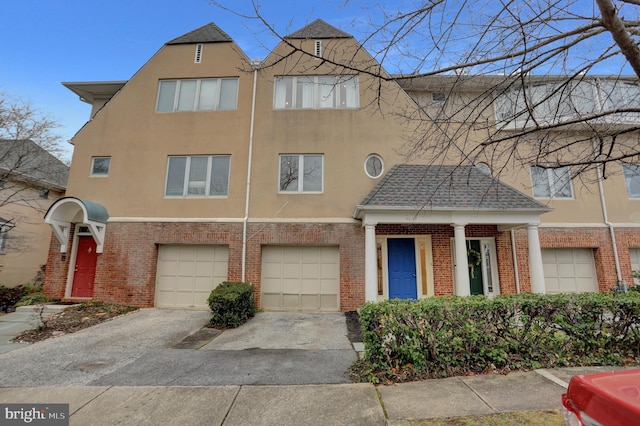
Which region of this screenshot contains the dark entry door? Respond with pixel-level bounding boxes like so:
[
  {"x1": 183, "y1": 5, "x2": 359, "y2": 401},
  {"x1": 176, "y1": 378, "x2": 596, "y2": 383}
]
[
  {"x1": 388, "y1": 238, "x2": 417, "y2": 299},
  {"x1": 468, "y1": 240, "x2": 484, "y2": 295},
  {"x1": 71, "y1": 236, "x2": 97, "y2": 297}
]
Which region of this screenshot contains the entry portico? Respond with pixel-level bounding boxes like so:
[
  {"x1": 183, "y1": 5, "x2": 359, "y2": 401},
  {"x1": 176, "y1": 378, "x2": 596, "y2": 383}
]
[{"x1": 354, "y1": 165, "x2": 551, "y2": 301}]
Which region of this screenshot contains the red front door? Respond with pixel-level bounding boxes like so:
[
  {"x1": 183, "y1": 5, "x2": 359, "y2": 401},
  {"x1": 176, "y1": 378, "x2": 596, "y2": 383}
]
[{"x1": 71, "y1": 236, "x2": 98, "y2": 297}]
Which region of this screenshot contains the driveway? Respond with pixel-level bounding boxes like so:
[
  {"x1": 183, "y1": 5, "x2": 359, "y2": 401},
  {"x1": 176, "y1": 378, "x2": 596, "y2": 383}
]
[{"x1": 0, "y1": 309, "x2": 357, "y2": 387}]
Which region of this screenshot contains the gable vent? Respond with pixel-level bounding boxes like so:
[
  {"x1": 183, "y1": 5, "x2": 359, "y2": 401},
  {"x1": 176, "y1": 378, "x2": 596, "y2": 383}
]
[
  {"x1": 314, "y1": 40, "x2": 322, "y2": 57},
  {"x1": 194, "y1": 44, "x2": 203, "y2": 63}
]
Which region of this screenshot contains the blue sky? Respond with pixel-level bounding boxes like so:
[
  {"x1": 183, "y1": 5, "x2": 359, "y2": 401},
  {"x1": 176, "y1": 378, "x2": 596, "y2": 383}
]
[{"x1": 0, "y1": 0, "x2": 363, "y2": 160}]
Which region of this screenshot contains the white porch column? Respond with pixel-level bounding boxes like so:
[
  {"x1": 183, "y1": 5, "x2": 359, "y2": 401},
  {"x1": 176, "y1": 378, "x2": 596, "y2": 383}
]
[
  {"x1": 453, "y1": 224, "x2": 470, "y2": 296},
  {"x1": 527, "y1": 224, "x2": 546, "y2": 294},
  {"x1": 364, "y1": 223, "x2": 378, "y2": 302}
]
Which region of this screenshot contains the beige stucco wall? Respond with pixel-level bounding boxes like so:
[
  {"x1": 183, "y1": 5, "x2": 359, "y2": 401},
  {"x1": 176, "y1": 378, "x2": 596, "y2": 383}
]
[{"x1": 0, "y1": 184, "x2": 63, "y2": 287}]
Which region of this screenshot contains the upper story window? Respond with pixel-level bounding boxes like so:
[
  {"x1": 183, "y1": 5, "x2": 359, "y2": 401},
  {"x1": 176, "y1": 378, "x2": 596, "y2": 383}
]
[
  {"x1": 623, "y1": 163, "x2": 640, "y2": 199},
  {"x1": 279, "y1": 154, "x2": 323, "y2": 193},
  {"x1": 90, "y1": 156, "x2": 111, "y2": 177},
  {"x1": 495, "y1": 79, "x2": 640, "y2": 127},
  {"x1": 165, "y1": 155, "x2": 230, "y2": 197},
  {"x1": 39, "y1": 188, "x2": 49, "y2": 199},
  {"x1": 530, "y1": 165, "x2": 573, "y2": 199},
  {"x1": 274, "y1": 76, "x2": 359, "y2": 110},
  {"x1": 364, "y1": 154, "x2": 384, "y2": 178},
  {"x1": 157, "y1": 78, "x2": 239, "y2": 112},
  {"x1": 0, "y1": 220, "x2": 14, "y2": 254}
]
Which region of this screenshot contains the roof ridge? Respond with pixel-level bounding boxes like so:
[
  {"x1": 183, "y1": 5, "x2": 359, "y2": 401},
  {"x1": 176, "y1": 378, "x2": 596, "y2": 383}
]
[
  {"x1": 166, "y1": 22, "x2": 232, "y2": 45},
  {"x1": 285, "y1": 18, "x2": 352, "y2": 39}
]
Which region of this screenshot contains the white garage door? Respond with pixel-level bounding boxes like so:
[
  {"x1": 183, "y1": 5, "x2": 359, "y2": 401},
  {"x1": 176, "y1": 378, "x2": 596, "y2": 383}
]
[
  {"x1": 542, "y1": 248, "x2": 598, "y2": 294},
  {"x1": 261, "y1": 246, "x2": 339, "y2": 311},
  {"x1": 156, "y1": 245, "x2": 228, "y2": 309}
]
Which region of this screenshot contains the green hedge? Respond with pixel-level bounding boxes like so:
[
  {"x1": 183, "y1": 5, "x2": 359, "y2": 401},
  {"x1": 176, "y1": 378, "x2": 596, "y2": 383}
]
[
  {"x1": 355, "y1": 293, "x2": 640, "y2": 382},
  {"x1": 208, "y1": 281, "x2": 255, "y2": 328}
]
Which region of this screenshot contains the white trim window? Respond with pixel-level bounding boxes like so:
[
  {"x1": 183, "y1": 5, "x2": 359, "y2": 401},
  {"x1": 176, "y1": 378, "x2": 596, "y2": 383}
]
[
  {"x1": 364, "y1": 154, "x2": 384, "y2": 178},
  {"x1": 156, "y1": 78, "x2": 239, "y2": 112},
  {"x1": 530, "y1": 165, "x2": 573, "y2": 198},
  {"x1": 90, "y1": 157, "x2": 111, "y2": 176},
  {"x1": 279, "y1": 154, "x2": 323, "y2": 193},
  {"x1": 274, "y1": 75, "x2": 359, "y2": 109},
  {"x1": 0, "y1": 220, "x2": 14, "y2": 254},
  {"x1": 623, "y1": 163, "x2": 640, "y2": 198},
  {"x1": 165, "y1": 155, "x2": 230, "y2": 197}
]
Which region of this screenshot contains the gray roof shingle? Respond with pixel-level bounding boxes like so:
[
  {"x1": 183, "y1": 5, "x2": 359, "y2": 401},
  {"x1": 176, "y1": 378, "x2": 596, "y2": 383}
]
[
  {"x1": 0, "y1": 139, "x2": 69, "y2": 190},
  {"x1": 359, "y1": 164, "x2": 550, "y2": 211},
  {"x1": 285, "y1": 19, "x2": 352, "y2": 39},
  {"x1": 166, "y1": 23, "x2": 232, "y2": 45}
]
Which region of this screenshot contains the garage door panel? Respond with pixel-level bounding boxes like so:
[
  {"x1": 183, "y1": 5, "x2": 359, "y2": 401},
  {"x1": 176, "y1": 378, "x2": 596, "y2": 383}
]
[
  {"x1": 261, "y1": 246, "x2": 339, "y2": 311},
  {"x1": 542, "y1": 248, "x2": 597, "y2": 294},
  {"x1": 156, "y1": 245, "x2": 228, "y2": 309}
]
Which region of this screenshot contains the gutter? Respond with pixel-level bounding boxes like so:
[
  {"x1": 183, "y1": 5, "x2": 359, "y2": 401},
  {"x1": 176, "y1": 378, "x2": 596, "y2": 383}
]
[{"x1": 241, "y1": 61, "x2": 260, "y2": 282}]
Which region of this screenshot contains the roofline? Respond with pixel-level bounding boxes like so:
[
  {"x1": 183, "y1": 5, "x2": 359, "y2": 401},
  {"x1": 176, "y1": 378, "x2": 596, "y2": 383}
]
[
  {"x1": 62, "y1": 81, "x2": 127, "y2": 104},
  {"x1": 353, "y1": 204, "x2": 552, "y2": 219}
]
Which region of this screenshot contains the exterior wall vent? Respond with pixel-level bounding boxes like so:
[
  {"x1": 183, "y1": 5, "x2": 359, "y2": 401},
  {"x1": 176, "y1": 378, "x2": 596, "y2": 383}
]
[
  {"x1": 194, "y1": 44, "x2": 203, "y2": 63},
  {"x1": 314, "y1": 40, "x2": 322, "y2": 57}
]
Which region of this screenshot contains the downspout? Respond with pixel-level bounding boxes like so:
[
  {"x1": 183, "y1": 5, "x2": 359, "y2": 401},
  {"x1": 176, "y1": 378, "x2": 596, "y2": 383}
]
[
  {"x1": 511, "y1": 229, "x2": 521, "y2": 293},
  {"x1": 242, "y1": 61, "x2": 260, "y2": 282},
  {"x1": 596, "y1": 163, "x2": 623, "y2": 285}
]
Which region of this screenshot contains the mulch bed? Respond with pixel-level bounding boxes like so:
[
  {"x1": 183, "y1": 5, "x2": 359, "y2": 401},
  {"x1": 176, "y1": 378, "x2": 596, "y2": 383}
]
[
  {"x1": 12, "y1": 302, "x2": 138, "y2": 344},
  {"x1": 345, "y1": 310, "x2": 363, "y2": 343}
]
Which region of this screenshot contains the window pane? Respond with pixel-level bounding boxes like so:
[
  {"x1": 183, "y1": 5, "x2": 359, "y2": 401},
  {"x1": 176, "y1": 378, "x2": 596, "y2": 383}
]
[
  {"x1": 623, "y1": 163, "x2": 640, "y2": 198},
  {"x1": 366, "y1": 155, "x2": 383, "y2": 178},
  {"x1": 166, "y1": 157, "x2": 187, "y2": 196},
  {"x1": 187, "y1": 157, "x2": 208, "y2": 195},
  {"x1": 91, "y1": 157, "x2": 110, "y2": 176},
  {"x1": 198, "y1": 79, "x2": 218, "y2": 110},
  {"x1": 177, "y1": 80, "x2": 197, "y2": 111},
  {"x1": 338, "y1": 76, "x2": 359, "y2": 108},
  {"x1": 571, "y1": 81, "x2": 596, "y2": 114},
  {"x1": 210, "y1": 156, "x2": 230, "y2": 196},
  {"x1": 551, "y1": 167, "x2": 572, "y2": 197},
  {"x1": 296, "y1": 77, "x2": 314, "y2": 109},
  {"x1": 280, "y1": 155, "x2": 299, "y2": 191},
  {"x1": 317, "y1": 76, "x2": 336, "y2": 108},
  {"x1": 302, "y1": 155, "x2": 323, "y2": 192},
  {"x1": 531, "y1": 166, "x2": 551, "y2": 198},
  {"x1": 157, "y1": 81, "x2": 176, "y2": 112},
  {"x1": 219, "y1": 79, "x2": 238, "y2": 110},
  {"x1": 274, "y1": 77, "x2": 293, "y2": 109}
]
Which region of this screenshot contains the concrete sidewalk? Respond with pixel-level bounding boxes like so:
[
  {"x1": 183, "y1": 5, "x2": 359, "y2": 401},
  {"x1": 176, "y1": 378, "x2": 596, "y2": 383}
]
[{"x1": 1, "y1": 367, "x2": 626, "y2": 425}]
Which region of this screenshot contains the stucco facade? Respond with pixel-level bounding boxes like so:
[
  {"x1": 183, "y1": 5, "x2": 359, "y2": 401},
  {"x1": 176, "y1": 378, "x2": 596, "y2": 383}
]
[{"x1": 44, "y1": 20, "x2": 640, "y2": 310}]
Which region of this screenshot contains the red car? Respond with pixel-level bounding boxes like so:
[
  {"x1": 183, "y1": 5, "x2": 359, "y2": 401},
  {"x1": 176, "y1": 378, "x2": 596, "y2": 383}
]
[{"x1": 562, "y1": 369, "x2": 640, "y2": 425}]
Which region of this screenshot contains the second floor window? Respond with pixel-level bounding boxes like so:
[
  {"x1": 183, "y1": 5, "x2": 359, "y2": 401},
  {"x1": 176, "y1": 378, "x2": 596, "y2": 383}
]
[
  {"x1": 274, "y1": 76, "x2": 359, "y2": 109},
  {"x1": 157, "y1": 78, "x2": 239, "y2": 112},
  {"x1": 623, "y1": 163, "x2": 640, "y2": 199},
  {"x1": 91, "y1": 157, "x2": 111, "y2": 176},
  {"x1": 530, "y1": 165, "x2": 573, "y2": 198},
  {"x1": 165, "y1": 155, "x2": 230, "y2": 197},
  {"x1": 279, "y1": 154, "x2": 323, "y2": 193}
]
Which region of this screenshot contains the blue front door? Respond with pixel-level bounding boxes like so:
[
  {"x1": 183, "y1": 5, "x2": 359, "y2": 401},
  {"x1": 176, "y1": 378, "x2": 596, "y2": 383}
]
[{"x1": 388, "y1": 238, "x2": 417, "y2": 299}]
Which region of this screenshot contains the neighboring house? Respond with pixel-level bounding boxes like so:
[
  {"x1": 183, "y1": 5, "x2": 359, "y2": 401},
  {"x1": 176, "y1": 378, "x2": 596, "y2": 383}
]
[
  {"x1": 43, "y1": 20, "x2": 640, "y2": 310},
  {"x1": 0, "y1": 139, "x2": 69, "y2": 286}
]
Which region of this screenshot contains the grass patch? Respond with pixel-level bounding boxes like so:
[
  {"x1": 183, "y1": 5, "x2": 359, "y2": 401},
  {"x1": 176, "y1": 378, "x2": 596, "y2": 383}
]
[{"x1": 410, "y1": 410, "x2": 564, "y2": 426}]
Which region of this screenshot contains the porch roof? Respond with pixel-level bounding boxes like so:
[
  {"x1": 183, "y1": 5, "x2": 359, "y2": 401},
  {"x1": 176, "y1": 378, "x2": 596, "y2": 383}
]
[{"x1": 354, "y1": 164, "x2": 551, "y2": 220}]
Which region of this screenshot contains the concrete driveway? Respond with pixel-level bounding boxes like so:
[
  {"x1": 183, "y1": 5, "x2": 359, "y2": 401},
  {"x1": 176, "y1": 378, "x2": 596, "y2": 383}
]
[{"x1": 0, "y1": 309, "x2": 357, "y2": 387}]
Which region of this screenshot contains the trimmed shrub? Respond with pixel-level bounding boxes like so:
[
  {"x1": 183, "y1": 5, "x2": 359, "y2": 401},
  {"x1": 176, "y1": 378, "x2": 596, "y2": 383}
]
[
  {"x1": 354, "y1": 293, "x2": 640, "y2": 383},
  {"x1": 208, "y1": 281, "x2": 255, "y2": 328}
]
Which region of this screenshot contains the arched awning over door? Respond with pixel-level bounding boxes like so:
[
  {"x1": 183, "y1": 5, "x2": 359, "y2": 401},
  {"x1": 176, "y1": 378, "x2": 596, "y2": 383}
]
[{"x1": 44, "y1": 197, "x2": 109, "y2": 253}]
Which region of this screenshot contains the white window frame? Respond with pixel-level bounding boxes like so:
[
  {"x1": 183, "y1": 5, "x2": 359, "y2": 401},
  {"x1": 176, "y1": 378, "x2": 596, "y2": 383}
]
[
  {"x1": 156, "y1": 78, "x2": 239, "y2": 112},
  {"x1": 273, "y1": 75, "x2": 359, "y2": 110},
  {"x1": 278, "y1": 154, "x2": 324, "y2": 193},
  {"x1": 530, "y1": 165, "x2": 574, "y2": 199},
  {"x1": 164, "y1": 155, "x2": 231, "y2": 198},
  {"x1": 90, "y1": 156, "x2": 111, "y2": 177},
  {"x1": 622, "y1": 163, "x2": 640, "y2": 199},
  {"x1": 364, "y1": 154, "x2": 384, "y2": 178},
  {"x1": 0, "y1": 221, "x2": 14, "y2": 254}
]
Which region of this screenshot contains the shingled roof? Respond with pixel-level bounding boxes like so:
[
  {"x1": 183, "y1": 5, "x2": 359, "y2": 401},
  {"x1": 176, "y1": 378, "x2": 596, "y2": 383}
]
[
  {"x1": 359, "y1": 164, "x2": 550, "y2": 211},
  {"x1": 285, "y1": 19, "x2": 352, "y2": 39},
  {"x1": 166, "y1": 23, "x2": 232, "y2": 45},
  {"x1": 0, "y1": 139, "x2": 69, "y2": 190}
]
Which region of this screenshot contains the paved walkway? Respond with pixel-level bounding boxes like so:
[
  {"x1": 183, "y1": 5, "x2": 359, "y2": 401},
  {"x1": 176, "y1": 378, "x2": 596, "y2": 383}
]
[{"x1": 0, "y1": 309, "x2": 633, "y2": 424}]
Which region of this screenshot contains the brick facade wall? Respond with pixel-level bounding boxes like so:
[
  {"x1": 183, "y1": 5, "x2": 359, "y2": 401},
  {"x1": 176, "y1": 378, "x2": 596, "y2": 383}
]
[
  {"x1": 43, "y1": 220, "x2": 640, "y2": 311},
  {"x1": 44, "y1": 221, "x2": 365, "y2": 311}
]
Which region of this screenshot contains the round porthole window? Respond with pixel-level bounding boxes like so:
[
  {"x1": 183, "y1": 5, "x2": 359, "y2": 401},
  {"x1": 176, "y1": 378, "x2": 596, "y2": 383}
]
[
  {"x1": 475, "y1": 162, "x2": 491, "y2": 174},
  {"x1": 365, "y1": 154, "x2": 384, "y2": 178}
]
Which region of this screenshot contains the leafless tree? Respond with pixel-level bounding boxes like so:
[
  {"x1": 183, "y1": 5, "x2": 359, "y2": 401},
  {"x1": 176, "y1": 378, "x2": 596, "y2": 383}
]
[{"x1": 212, "y1": 0, "x2": 640, "y2": 180}]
